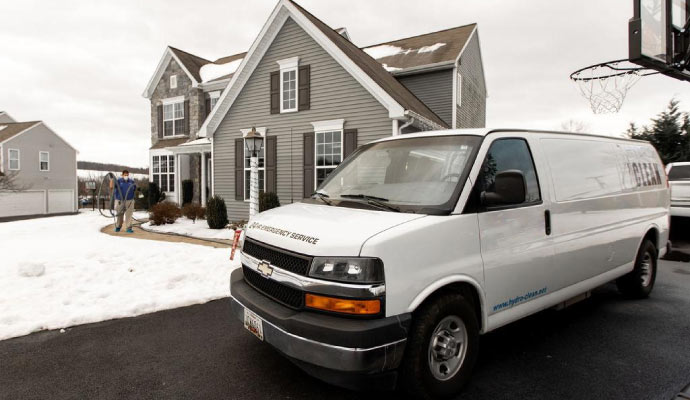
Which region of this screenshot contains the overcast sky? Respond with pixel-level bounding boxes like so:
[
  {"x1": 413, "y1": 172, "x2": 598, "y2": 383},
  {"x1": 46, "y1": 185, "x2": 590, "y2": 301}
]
[{"x1": 2, "y1": 0, "x2": 689, "y2": 167}]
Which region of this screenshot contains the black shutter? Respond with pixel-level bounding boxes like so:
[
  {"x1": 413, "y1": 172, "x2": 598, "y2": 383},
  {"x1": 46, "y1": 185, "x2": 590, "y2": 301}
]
[
  {"x1": 344, "y1": 129, "x2": 358, "y2": 159},
  {"x1": 270, "y1": 71, "x2": 280, "y2": 114},
  {"x1": 205, "y1": 98, "x2": 211, "y2": 119},
  {"x1": 303, "y1": 132, "x2": 315, "y2": 198},
  {"x1": 157, "y1": 105, "x2": 163, "y2": 138},
  {"x1": 298, "y1": 65, "x2": 310, "y2": 111},
  {"x1": 265, "y1": 136, "x2": 277, "y2": 194},
  {"x1": 184, "y1": 100, "x2": 190, "y2": 135},
  {"x1": 235, "y1": 138, "x2": 244, "y2": 201}
]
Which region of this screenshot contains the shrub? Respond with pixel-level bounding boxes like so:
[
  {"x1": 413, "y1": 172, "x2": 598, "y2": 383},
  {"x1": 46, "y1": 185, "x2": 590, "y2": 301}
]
[
  {"x1": 134, "y1": 180, "x2": 149, "y2": 210},
  {"x1": 182, "y1": 179, "x2": 193, "y2": 205},
  {"x1": 207, "y1": 195, "x2": 228, "y2": 229},
  {"x1": 149, "y1": 201, "x2": 182, "y2": 225},
  {"x1": 148, "y1": 182, "x2": 165, "y2": 209},
  {"x1": 229, "y1": 220, "x2": 247, "y2": 230},
  {"x1": 182, "y1": 203, "x2": 205, "y2": 223},
  {"x1": 259, "y1": 192, "x2": 281, "y2": 212}
]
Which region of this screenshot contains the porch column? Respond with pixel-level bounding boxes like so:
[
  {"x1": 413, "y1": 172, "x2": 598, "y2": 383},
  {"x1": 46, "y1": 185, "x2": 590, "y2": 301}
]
[
  {"x1": 176, "y1": 153, "x2": 181, "y2": 204},
  {"x1": 201, "y1": 152, "x2": 207, "y2": 205}
]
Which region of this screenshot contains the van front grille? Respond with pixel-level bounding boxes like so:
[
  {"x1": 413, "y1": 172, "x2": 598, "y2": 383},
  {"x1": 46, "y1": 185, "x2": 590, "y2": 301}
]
[
  {"x1": 242, "y1": 238, "x2": 312, "y2": 276},
  {"x1": 242, "y1": 265, "x2": 304, "y2": 309}
]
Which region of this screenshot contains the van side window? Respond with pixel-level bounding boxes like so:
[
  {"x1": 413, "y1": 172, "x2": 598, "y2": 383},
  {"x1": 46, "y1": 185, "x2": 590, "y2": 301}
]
[{"x1": 477, "y1": 138, "x2": 541, "y2": 208}]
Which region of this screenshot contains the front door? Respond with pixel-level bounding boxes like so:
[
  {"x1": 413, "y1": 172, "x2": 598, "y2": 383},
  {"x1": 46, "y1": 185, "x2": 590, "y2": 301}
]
[{"x1": 474, "y1": 136, "x2": 554, "y2": 319}]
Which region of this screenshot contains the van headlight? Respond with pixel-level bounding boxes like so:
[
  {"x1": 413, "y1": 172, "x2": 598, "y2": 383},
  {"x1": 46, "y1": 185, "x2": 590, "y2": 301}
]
[{"x1": 309, "y1": 257, "x2": 384, "y2": 284}]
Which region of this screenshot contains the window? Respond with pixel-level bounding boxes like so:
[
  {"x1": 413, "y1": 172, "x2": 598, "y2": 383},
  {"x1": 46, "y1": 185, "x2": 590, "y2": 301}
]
[
  {"x1": 477, "y1": 138, "x2": 541, "y2": 206},
  {"x1": 278, "y1": 57, "x2": 299, "y2": 113},
  {"x1": 669, "y1": 164, "x2": 690, "y2": 180},
  {"x1": 39, "y1": 151, "x2": 49, "y2": 171},
  {"x1": 315, "y1": 130, "x2": 342, "y2": 187},
  {"x1": 244, "y1": 137, "x2": 265, "y2": 200},
  {"x1": 209, "y1": 91, "x2": 220, "y2": 111},
  {"x1": 152, "y1": 155, "x2": 175, "y2": 192},
  {"x1": 456, "y1": 73, "x2": 462, "y2": 107},
  {"x1": 8, "y1": 149, "x2": 19, "y2": 170},
  {"x1": 170, "y1": 75, "x2": 177, "y2": 89},
  {"x1": 163, "y1": 101, "x2": 184, "y2": 137}
]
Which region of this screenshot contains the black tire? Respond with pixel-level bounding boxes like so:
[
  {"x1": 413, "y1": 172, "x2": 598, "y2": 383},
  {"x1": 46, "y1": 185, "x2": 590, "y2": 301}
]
[
  {"x1": 397, "y1": 293, "x2": 479, "y2": 399},
  {"x1": 617, "y1": 239, "x2": 657, "y2": 298}
]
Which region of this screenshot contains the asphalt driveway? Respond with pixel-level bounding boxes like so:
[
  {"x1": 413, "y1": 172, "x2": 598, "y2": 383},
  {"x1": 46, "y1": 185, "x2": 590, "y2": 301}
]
[{"x1": 1, "y1": 259, "x2": 689, "y2": 400}]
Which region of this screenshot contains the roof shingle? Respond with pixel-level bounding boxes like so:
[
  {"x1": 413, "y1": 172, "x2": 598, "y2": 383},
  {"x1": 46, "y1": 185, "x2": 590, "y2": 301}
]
[{"x1": 0, "y1": 122, "x2": 40, "y2": 143}]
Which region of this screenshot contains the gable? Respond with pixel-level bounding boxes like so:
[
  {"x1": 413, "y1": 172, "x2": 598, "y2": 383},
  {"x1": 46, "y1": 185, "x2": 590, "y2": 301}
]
[{"x1": 151, "y1": 57, "x2": 194, "y2": 102}]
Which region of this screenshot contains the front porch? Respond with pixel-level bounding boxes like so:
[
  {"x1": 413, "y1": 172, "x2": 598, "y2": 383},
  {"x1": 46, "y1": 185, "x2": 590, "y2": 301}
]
[{"x1": 150, "y1": 138, "x2": 212, "y2": 205}]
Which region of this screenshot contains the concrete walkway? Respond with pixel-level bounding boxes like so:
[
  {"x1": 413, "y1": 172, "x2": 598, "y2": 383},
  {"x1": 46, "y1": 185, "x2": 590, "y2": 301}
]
[{"x1": 100, "y1": 222, "x2": 231, "y2": 249}]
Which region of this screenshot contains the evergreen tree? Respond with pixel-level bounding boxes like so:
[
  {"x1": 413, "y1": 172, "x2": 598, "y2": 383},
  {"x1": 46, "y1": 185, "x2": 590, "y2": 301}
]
[{"x1": 629, "y1": 99, "x2": 690, "y2": 163}]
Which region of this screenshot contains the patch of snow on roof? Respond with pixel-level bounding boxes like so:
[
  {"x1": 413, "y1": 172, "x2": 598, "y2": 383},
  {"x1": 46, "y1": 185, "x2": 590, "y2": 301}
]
[
  {"x1": 180, "y1": 138, "x2": 211, "y2": 146},
  {"x1": 417, "y1": 43, "x2": 446, "y2": 53},
  {"x1": 382, "y1": 64, "x2": 402, "y2": 72},
  {"x1": 0, "y1": 126, "x2": 6, "y2": 132},
  {"x1": 363, "y1": 45, "x2": 410, "y2": 60},
  {"x1": 199, "y1": 59, "x2": 243, "y2": 82}
]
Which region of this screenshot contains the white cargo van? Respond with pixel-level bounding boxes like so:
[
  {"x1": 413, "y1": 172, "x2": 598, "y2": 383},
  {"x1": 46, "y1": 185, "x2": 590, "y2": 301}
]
[
  {"x1": 230, "y1": 129, "x2": 670, "y2": 398},
  {"x1": 666, "y1": 162, "x2": 690, "y2": 217}
]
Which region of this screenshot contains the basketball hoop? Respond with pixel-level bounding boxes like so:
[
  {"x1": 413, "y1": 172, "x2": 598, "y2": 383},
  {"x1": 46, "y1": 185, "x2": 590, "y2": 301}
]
[{"x1": 570, "y1": 59, "x2": 658, "y2": 113}]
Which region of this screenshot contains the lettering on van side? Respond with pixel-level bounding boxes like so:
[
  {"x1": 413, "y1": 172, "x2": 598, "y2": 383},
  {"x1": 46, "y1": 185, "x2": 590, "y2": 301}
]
[
  {"x1": 492, "y1": 287, "x2": 547, "y2": 312},
  {"x1": 247, "y1": 222, "x2": 320, "y2": 245}
]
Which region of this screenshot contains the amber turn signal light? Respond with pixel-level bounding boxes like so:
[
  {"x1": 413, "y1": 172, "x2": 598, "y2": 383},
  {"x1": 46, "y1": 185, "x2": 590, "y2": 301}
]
[{"x1": 305, "y1": 293, "x2": 381, "y2": 315}]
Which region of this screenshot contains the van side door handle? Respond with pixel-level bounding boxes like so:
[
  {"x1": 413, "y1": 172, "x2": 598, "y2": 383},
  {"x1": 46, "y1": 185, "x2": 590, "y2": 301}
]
[{"x1": 544, "y1": 210, "x2": 552, "y2": 236}]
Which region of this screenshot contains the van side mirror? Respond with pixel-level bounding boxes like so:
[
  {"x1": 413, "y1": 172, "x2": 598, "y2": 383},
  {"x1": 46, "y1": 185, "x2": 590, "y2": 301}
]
[{"x1": 480, "y1": 170, "x2": 527, "y2": 208}]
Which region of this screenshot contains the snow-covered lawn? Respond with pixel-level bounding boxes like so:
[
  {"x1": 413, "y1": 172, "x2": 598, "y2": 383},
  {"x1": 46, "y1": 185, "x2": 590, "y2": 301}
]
[
  {"x1": 0, "y1": 211, "x2": 239, "y2": 341},
  {"x1": 141, "y1": 218, "x2": 235, "y2": 240}
]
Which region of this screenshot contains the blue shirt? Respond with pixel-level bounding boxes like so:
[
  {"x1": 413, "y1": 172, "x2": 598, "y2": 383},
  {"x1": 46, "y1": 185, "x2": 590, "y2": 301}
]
[{"x1": 115, "y1": 177, "x2": 136, "y2": 201}]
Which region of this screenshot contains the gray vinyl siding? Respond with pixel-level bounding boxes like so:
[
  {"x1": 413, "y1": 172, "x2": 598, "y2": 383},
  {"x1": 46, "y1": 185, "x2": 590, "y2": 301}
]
[
  {"x1": 213, "y1": 17, "x2": 392, "y2": 221},
  {"x1": 456, "y1": 32, "x2": 486, "y2": 128},
  {"x1": 397, "y1": 69, "x2": 453, "y2": 127},
  {"x1": 2, "y1": 124, "x2": 77, "y2": 193}
]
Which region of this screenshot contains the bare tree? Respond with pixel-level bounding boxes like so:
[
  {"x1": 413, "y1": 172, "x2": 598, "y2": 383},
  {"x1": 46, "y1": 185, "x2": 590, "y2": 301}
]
[
  {"x1": 560, "y1": 119, "x2": 590, "y2": 133},
  {"x1": 0, "y1": 171, "x2": 29, "y2": 191}
]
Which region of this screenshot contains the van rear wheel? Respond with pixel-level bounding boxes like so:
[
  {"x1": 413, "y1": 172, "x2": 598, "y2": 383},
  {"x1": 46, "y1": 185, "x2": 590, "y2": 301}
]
[
  {"x1": 617, "y1": 239, "x2": 657, "y2": 298},
  {"x1": 398, "y1": 293, "x2": 479, "y2": 399}
]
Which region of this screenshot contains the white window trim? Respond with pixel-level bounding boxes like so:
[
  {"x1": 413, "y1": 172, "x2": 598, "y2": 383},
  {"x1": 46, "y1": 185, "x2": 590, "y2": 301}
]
[
  {"x1": 39, "y1": 151, "x2": 50, "y2": 172},
  {"x1": 170, "y1": 75, "x2": 177, "y2": 89},
  {"x1": 151, "y1": 153, "x2": 176, "y2": 193},
  {"x1": 277, "y1": 57, "x2": 299, "y2": 113},
  {"x1": 8, "y1": 148, "x2": 20, "y2": 171},
  {"x1": 243, "y1": 136, "x2": 266, "y2": 202},
  {"x1": 314, "y1": 129, "x2": 344, "y2": 189},
  {"x1": 456, "y1": 73, "x2": 463, "y2": 108},
  {"x1": 162, "y1": 96, "x2": 185, "y2": 137},
  {"x1": 208, "y1": 90, "x2": 221, "y2": 99},
  {"x1": 311, "y1": 119, "x2": 344, "y2": 133}
]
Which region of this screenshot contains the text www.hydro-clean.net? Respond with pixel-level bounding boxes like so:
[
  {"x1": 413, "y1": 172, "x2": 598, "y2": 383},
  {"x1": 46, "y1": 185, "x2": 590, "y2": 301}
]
[{"x1": 493, "y1": 287, "x2": 547, "y2": 312}]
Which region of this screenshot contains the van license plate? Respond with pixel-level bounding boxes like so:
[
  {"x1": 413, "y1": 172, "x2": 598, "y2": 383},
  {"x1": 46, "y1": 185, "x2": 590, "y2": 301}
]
[{"x1": 243, "y1": 308, "x2": 264, "y2": 341}]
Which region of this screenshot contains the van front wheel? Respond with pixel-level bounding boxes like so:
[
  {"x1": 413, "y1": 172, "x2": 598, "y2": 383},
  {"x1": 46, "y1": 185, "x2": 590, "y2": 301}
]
[
  {"x1": 398, "y1": 293, "x2": 479, "y2": 399},
  {"x1": 617, "y1": 239, "x2": 657, "y2": 298}
]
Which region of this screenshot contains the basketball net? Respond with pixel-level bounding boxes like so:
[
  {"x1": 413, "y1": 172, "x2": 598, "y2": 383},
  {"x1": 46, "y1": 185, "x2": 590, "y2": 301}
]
[{"x1": 570, "y1": 59, "x2": 657, "y2": 114}]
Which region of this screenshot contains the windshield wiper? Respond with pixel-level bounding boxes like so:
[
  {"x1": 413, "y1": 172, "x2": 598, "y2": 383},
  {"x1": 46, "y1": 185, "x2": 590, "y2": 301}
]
[
  {"x1": 311, "y1": 191, "x2": 333, "y2": 205},
  {"x1": 340, "y1": 194, "x2": 402, "y2": 212}
]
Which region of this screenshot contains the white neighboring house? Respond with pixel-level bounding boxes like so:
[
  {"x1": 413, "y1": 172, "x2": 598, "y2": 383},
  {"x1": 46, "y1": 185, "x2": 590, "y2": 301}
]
[{"x1": 0, "y1": 111, "x2": 78, "y2": 219}]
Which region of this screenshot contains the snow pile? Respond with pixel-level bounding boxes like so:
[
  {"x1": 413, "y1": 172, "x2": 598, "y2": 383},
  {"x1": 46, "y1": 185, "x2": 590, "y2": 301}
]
[
  {"x1": 78, "y1": 169, "x2": 148, "y2": 181},
  {"x1": 200, "y1": 59, "x2": 243, "y2": 82},
  {"x1": 0, "y1": 211, "x2": 239, "y2": 341},
  {"x1": 417, "y1": 43, "x2": 446, "y2": 53},
  {"x1": 142, "y1": 218, "x2": 235, "y2": 240},
  {"x1": 382, "y1": 64, "x2": 402, "y2": 72},
  {"x1": 363, "y1": 44, "x2": 409, "y2": 59}
]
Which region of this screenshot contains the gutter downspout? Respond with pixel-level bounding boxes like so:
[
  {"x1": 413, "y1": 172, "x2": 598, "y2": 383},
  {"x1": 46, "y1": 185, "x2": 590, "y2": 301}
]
[{"x1": 398, "y1": 117, "x2": 415, "y2": 135}]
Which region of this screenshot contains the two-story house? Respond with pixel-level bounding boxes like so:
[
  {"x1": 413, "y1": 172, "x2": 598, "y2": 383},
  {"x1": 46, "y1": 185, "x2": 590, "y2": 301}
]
[{"x1": 143, "y1": 0, "x2": 487, "y2": 219}]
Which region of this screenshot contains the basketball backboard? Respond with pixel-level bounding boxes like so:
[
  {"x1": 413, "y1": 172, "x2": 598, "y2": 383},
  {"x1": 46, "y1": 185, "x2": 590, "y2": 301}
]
[{"x1": 629, "y1": 0, "x2": 690, "y2": 81}]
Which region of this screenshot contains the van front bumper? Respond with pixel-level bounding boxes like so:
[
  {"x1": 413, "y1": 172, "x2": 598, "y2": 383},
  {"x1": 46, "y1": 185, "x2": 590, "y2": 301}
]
[{"x1": 229, "y1": 268, "x2": 411, "y2": 389}]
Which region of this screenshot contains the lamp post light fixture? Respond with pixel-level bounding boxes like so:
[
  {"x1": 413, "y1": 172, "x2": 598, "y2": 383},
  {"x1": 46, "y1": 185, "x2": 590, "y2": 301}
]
[{"x1": 244, "y1": 127, "x2": 264, "y2": 217}]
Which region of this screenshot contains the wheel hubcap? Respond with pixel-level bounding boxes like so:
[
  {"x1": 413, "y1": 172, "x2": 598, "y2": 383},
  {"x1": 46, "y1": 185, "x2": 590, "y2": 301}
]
[
  {"x1": 640, "y1": 252, "x2": 653, "y2": 287},
  {"x1": 428, "y1": 315, "x2": 468, "y2": 381}
]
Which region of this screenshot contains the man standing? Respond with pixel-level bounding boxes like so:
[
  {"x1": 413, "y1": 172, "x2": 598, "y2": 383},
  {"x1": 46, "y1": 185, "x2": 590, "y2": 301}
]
[{"x1": 111, "y1": 170, "x2": 136, "y2": 233}]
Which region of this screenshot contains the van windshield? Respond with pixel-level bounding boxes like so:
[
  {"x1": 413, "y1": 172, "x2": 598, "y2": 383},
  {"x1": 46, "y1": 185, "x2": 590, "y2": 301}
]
[
  {"x1": 314, "y1": 135, "x2": 481, "y2": 214},
  {"x1": 668, "y1": 165, "x2": 690, "y2": 180}
]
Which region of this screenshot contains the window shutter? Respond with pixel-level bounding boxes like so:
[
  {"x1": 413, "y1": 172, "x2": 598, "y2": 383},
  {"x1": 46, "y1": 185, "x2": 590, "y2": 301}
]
[
  {"x1": 270, "y1": 71, "x2": 280, "y2": 114},
  {"x1": 303, "y1": 132, "x2": 315, "y2": 198},
  {"x1": 205, "y1": 98, "x2": 211, "y2": 119},
  {"x1": 157, "y1": 105, "x2": 163, "y2": 138},
  {"x1": 298, "y1": 65, "x2": 310, "y2": 111},
  {"x1": 235, "y1": 138, "x2": 244, "y2": 201},
  {"x1": 184, "y1": 100, "x2": 190, "y2": 135},
  {"x1": 265, "y1": 136, "x2": 277, "y2": 194},
  {"x1": 344, "y1": 129, "x2": 358, "y2": 159}
]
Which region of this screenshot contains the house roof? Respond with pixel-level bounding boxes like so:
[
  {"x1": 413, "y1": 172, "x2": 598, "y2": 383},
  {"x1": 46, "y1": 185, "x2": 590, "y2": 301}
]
[
  {"x1": 362, "y1": 23, "x2": 477, "y2": 73},
  {"x1": 149, "y1": 137, "x2": 189, "y2": 150},
  {"x1": 168, "y1": 47, "x2": 212, "y2": 83},
  {"x1": 0, "y1": 121, "x2": 40, "y2": 144},
  {"x1": 287, "y1": 0, "x2": 448, "y2": 128}
]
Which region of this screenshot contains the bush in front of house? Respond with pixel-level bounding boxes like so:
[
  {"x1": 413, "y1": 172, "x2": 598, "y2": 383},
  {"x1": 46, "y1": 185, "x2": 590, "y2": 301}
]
[
  {"x1": 150, "y1": 201, "x2": 182, "y2": 225},
  {"x1": 148, "y1": 182, "x2": 165, "y2": 210},
  {"x1": 182, "y1": 203, "x2": 206, "y2": 223},
  {"x1": 182, "y1": 179, "x2": 193, "y2": 205},
  {"x1": 207, "y1": 195, "x2": 228, "y2": 229},
  {"x1": 259, "y1": 192, "x2": 281, "y2": 212}
]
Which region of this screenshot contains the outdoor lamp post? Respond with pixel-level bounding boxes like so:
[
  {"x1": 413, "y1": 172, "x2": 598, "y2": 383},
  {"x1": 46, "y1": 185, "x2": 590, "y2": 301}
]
[{"x1": 244, "y1": 127, "x2": 263, "y2": 217}]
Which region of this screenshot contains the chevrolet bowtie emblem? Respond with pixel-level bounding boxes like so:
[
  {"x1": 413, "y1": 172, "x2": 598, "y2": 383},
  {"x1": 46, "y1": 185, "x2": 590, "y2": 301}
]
[{"x1": 257, "y1": 260, "x2": 273, "y2": 278}]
